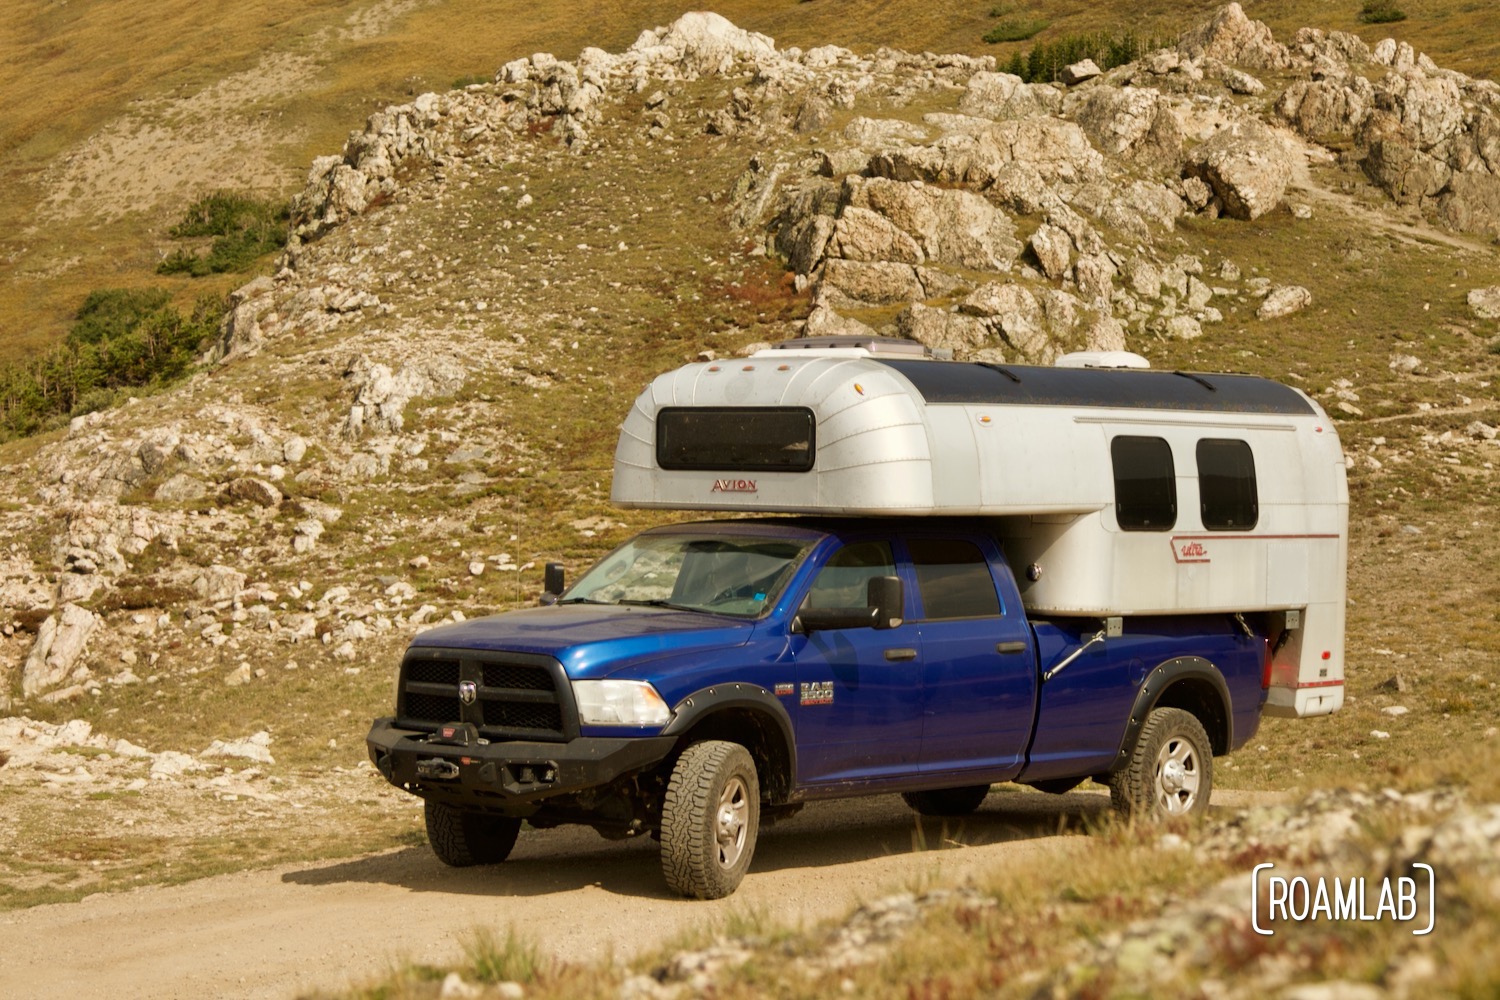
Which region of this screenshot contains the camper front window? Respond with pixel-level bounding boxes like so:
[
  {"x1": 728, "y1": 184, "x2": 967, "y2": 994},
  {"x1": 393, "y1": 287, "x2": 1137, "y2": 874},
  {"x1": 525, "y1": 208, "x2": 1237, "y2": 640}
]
[{"x1": 563, "y1": 533, "x2": 812, "y2": 619}]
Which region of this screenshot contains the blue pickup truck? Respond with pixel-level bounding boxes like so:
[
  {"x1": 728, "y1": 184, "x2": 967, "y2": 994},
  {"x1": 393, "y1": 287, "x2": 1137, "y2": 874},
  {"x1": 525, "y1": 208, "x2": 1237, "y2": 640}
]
[
  {"x1": 369, "y1": 341, "x2": 1345, "y2": 898},
  {"x1": 367, "y1": 516, "x2": 1268, "y2": 898}
]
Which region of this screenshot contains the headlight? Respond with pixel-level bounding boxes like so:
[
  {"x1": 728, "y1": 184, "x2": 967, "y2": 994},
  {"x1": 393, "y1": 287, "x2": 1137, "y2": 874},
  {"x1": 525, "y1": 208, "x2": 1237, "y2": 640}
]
[{"x1": 572, "y1": 679, "x2": 671, "y2": 727}]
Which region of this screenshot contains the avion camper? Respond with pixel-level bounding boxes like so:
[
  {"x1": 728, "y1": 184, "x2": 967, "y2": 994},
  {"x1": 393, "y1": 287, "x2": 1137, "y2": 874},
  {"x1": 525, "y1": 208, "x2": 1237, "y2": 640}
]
[{"x1": 614, "y1": 339, "x2": 1347, "y2": 718}]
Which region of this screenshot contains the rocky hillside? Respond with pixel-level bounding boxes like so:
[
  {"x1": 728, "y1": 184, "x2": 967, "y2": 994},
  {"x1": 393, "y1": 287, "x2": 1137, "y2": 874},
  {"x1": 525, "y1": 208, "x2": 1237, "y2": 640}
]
[{"x1": 0, "y1": 0, "x2": 1497, "y2": 937}]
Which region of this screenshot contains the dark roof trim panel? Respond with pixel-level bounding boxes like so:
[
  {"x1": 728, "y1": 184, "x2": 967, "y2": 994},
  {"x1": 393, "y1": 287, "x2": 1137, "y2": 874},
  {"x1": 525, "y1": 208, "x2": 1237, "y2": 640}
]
[{"x1": 878, "y1": 360, "x2": 1316, "y2": 415}]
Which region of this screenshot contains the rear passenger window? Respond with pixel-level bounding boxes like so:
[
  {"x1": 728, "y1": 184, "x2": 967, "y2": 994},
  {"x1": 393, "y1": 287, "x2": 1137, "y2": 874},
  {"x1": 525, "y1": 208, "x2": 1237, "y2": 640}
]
[
  {"x1": 1197, "y1": 438, "x2": 1258, "y2": 530},
  {"x1": 1111, "y1": 436, "x2": 1177, "y2": 531},
  {"x1": 909, "y1": 538, "x2": 1001, "y2": 620}
]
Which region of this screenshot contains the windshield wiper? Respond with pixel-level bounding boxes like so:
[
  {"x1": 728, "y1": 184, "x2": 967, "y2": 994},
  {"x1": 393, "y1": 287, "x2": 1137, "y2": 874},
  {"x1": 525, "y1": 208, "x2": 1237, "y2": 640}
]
[
  {"x1": 618, "y1": 599, "x2": 702, "y2": 613},
  {"x1": 558, "y1": 597, "x2": 614, "y2": 605}
]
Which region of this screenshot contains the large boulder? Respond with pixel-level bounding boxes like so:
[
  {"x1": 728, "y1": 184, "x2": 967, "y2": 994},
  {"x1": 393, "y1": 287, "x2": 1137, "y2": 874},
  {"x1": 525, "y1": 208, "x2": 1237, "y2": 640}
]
[
  {"x1": 1289, "y1": 27, "x2": 1372, "y2": 66},
  {"x1": 628, "y1": 11, "x2": 776, "y2": 75},
  {"x1": 1360, "y1": 112, "x2": 1453, "y2": 205},
  {"x1": 1072, "y1": 86, "x2": 1184, "y2": 174},
  {"x1": 959, "y1": 73, "x2": 1062, "y2": 120},
  {"x1": 843, "y1": 177, "x2": 1021, "y2": 271},
  {"x1": 830, "y1": 207, "x2": 925, "y2": 264},
  {"x1": 1029, "y1": 224, "x2": 1073, "y2": 281},
  {"x1": 1184, "y1": 120, "x2": 1293, "y2": 220},
  {"x1": 871, "y1": 118, "x2": 1105, "y2": 192},
  {"x1": 896, "y1": 303, "x2": 993, "y2": 354},
  {"x1": 1257, "y1": 285, "x2": 1312, "y2": 320},
  {"x1": 1374, "y1": 69, "x2": 1466, "y2": 152},
  {"x1": 956, "y1": 283, "x2": 1061, "y2": 362},
  {"x1": 1439, "y1": 174, "x2": 1500, "y2": 237},
  {"x1": 22, "y1": 604, "x2": 99, "y2": 699},
  {"x1": 1177, "y1": 3, "x2": 1293, "y2": 70},
  {"x1": 803, "y1": 305, "x2": 879, "y2": 339},
  {"x1": 1468, "y1": 287, "x2": 1500, "y2": 320},
  {"x1": 1276, "y1": 75, "x2": 1375, "y2": 138},
  {"x1": 814, "y1": 259, "x2": 925, "y2": 308}
]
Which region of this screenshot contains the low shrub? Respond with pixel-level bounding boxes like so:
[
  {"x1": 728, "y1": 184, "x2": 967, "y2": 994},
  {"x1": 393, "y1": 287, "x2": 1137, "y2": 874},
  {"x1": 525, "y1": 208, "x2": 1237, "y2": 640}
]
[
  {"x1": 0, "y1": 290, "x2": 222, "y2": 441},
  {"x1": 1359, "y1": 1, "x2": 1407, "y2": 24},
  {"x1": 157, "y1": 191, "x2": 288, "y2": 276},
  {"x1": 983, "y1": 17, "x2": 1050, "y2": 43}
]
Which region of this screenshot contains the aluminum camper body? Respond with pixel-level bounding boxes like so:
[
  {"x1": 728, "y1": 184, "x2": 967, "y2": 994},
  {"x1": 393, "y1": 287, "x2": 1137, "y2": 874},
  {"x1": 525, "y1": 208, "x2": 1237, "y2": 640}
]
[{"x1": 613, "y1": 347, "x2": 1348, "y2": 718}]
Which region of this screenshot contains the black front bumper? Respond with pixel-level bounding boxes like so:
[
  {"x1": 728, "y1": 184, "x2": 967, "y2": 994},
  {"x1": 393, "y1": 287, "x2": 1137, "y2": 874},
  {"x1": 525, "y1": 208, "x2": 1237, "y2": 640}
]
[{"x1": 367, "y1": 717, "x2": 676, "y2": 808}]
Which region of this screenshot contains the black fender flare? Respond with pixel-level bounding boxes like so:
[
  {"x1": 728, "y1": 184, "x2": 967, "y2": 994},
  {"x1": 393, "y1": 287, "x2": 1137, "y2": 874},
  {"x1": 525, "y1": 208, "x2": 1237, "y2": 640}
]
[
  {"x1": 1107, "y1": 656, "x2": 1232, "y2": 774},
  {"x1": 661, "y1": 682, "x2": 798, "y2": 799}
]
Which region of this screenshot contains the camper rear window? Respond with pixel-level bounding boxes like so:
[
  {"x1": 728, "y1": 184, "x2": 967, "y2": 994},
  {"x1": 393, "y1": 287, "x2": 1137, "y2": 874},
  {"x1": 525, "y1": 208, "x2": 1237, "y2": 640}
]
[
  {"x1": 656, "y1": 407, "x2": 815, "y2": 472},
  {"x1": 1197, "y1": 438, "x2": 1258, "y2": 530},
  {"x1": 1111, "y1": 435, "x2": 1177, "y2": 531}
]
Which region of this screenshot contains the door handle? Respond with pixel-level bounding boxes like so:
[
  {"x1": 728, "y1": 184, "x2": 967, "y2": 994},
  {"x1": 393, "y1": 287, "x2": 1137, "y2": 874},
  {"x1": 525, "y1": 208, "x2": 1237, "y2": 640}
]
[
  {"x1": 884, "y1": 647, "x2": 918, "y2": 662},
  {"x1": 995, "y1": 641, "x2": 1027, "y2": 654}
]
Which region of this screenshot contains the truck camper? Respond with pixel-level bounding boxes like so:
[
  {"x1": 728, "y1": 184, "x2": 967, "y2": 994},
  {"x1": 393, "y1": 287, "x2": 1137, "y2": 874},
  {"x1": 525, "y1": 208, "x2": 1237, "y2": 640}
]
[
  {"x1": 369, "y1": 336, "x2": 1348, "y2": 898},
  {"x1": 614, "y1": 337, "x2": 1347, "y2": 718}
]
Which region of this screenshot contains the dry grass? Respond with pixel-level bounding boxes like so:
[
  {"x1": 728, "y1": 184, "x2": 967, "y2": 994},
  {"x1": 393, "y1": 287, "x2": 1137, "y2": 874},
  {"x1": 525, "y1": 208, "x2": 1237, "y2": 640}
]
[{"x1": 2, "y1": 0, "x2": 1496, "y2": 362}]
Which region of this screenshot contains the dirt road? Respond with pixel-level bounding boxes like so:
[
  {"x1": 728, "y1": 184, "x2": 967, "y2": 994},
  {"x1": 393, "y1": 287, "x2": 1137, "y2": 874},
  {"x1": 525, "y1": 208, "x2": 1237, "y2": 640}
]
[{"x1": 0, "y1": 789, "x2": 1265, "y2": 998}]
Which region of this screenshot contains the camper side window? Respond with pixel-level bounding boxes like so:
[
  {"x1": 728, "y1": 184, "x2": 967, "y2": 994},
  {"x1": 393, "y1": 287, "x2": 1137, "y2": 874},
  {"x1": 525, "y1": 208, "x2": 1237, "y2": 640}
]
[
  {"x1": 1111, "y1": 435, "x2": 1177, "y2": 531},
  {"x1": 1197, "y1": 438, "x2": 1258, "y2": 530}
]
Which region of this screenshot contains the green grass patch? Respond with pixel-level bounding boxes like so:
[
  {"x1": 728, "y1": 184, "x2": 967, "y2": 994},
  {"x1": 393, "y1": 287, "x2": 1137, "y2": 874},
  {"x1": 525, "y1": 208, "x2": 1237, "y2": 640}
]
[
  {"x1": 465, "y1": 927, "x2": 543, "y2": 984},
  {"x1": 157, "y1": 191, "x2": 289, "y2": 277}
]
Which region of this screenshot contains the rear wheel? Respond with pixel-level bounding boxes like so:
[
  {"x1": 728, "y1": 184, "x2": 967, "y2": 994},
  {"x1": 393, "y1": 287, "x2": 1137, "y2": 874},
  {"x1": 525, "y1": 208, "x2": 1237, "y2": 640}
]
[
  {"x1": 424, "y1": 801, "x2": 522, "y2": 866},
  {"x1": 901, "y1": 784, "x2": 991, "y2": 816},
  {"x1": 660, "y1": 740, "x2": 760, "y2": 899},
  {"x1": 1109, "y1": 707, "x2": 1213, "y2": 819}
]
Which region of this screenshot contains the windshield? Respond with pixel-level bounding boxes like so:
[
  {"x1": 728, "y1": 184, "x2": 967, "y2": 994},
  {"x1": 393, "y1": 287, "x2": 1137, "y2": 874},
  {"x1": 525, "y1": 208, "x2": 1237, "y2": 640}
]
[{"x1": 562, "y1": 533, "x2": 813, "y2": 619}]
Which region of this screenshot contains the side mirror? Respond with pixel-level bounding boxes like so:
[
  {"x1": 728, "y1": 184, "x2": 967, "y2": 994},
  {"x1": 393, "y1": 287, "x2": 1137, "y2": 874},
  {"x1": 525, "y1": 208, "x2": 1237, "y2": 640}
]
[
  {"x1": 868, "y1": 575, "x2": 903, "y2": 630},
  {"x1": 540, "y1": 562, "x2": 565, "y2": 606},
  {"x1": 794, "y1": 575, "x2": 904, "y2": 633}
]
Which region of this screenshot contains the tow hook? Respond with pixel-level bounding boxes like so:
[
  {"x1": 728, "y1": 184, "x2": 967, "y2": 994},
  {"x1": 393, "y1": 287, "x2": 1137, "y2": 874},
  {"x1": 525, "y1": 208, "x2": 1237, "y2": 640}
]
[{"x1": 416, "y1": 757, "x2": 461, "y2": 780}]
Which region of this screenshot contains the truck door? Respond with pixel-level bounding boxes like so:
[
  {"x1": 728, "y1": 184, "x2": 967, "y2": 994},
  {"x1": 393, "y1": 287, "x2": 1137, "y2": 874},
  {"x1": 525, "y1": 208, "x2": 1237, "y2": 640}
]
[
  {"x1": 908, "y1": 537, "x2": 1035, "y2": 778},
  {"x1": 791, "y1": 540, "x2": 925, "y2": 785}
]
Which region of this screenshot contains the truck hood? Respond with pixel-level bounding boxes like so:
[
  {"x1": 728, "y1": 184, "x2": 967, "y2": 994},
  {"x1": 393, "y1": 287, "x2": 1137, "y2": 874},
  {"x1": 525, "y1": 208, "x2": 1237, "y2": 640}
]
[{"x1": 407, "y1": 604, "x2": 757, "y2": 679}]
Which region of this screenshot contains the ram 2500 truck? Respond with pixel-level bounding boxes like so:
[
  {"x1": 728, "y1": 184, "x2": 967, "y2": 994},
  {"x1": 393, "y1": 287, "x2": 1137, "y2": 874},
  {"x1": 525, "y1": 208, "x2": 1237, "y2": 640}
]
[{"x1": 368, "y1": 517, "x2": 1269, "y2": 898}]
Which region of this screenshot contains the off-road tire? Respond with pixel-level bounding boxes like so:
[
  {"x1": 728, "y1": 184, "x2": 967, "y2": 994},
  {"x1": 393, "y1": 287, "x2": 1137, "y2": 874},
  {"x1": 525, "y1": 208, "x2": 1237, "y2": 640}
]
[
  {"x1": 660, "y1": 740, "x2": 760, "y2": 899},
  {"x1": 1109, "y1": 707, "x2": 1214, "y2": 820},
  {"x1": 424, "y1": 801, "x2": 522, "y2": 867},
  {"x1": 901, "y1": 784, "x2": 991, "y2": 816}
]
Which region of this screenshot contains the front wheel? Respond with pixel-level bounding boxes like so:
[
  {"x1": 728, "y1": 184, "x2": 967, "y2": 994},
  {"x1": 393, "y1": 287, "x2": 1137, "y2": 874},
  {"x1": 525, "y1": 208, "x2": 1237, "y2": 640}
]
[
  {"x1": 1109, "y1": 707, "x2": 1213, "y2": 819},
  {"x1": 901, "y1": 784, "x2": 991, "y2": 816},
  {"x1": 660, "y1": 740, "x2": 760, "y2": 899},
  {"x1": 424, "y1": 801, "x2": 522, "y2": 866}
]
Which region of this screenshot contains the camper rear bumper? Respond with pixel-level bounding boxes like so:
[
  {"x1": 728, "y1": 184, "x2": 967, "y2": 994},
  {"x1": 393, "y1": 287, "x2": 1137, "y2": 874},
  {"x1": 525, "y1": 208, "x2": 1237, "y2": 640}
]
[{"x1": 1263, "y1": 682, "x2": 1344, "y2": 718}]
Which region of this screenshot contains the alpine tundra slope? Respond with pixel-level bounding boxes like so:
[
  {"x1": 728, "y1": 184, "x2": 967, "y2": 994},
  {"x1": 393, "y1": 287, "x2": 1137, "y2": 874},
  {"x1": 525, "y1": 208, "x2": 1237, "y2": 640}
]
[{"x1": 368, "y1": 338, "x2": 1348, "y2": 897}]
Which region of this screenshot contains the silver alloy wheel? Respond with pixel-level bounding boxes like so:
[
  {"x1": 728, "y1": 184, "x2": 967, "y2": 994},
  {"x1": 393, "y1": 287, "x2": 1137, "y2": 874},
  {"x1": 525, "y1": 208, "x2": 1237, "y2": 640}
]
[
  {"x1": 1155, "y1": 735, "x2": 1201, "y2": 814},
  {"x1": 716, "y1": 775, "x2": 750, "y2": 868}
]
